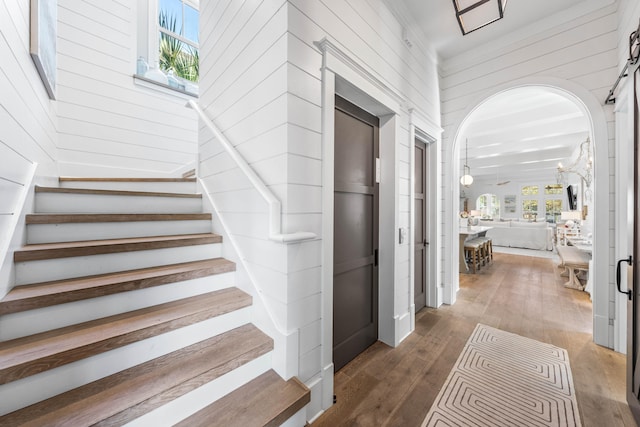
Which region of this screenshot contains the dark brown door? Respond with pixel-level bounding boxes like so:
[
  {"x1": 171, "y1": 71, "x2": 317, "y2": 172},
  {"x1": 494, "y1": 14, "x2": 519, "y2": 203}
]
[
  {"x1": 628, "y1": 64, "x2": 640, "y2": 422},
  {"x1": 333, "y1": 95, "x2": 379, "y2": 372},
  {"x1": 414, "y1": 140, "x2": 427, "y2": 312}
]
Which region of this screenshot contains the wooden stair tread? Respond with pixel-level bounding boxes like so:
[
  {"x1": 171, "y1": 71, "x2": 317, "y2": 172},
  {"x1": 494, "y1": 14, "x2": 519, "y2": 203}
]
[
  {"x1": 0, "y1": 324, "x2": 273, "y2": 426},
  {"x1": 0, "y1": 258, "x2": 235, "y2": 315},
  {"x1": 0, "y1": 288, "x2": 251, "y2": 385},
  {"x1": 59, "y1": 177, "x2": 196, "y2": 183},
  {"x1": 177, "y1": 370, "x2": 311, "y2": 427},
  {"x1": 26, "y1": 213, "x2": 211, "y2": 224},
  {"x1": 35, "y1": 185, "x2": 201, "y2": 198},
  {"x1": 14, "y1": 233, "x2": 222, "y2": 262}
]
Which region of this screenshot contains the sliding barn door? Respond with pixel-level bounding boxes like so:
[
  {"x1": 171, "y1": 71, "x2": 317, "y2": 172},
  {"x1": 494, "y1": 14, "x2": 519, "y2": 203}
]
[{"x1": 627, "y1": 62, "x2": 640, "y2": 423}]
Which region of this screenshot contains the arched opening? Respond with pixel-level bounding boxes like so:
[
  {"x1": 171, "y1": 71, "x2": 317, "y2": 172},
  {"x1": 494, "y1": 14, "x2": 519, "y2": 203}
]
[{"x1": 448, "y1": 81, "x2": 611, "y2": 347}]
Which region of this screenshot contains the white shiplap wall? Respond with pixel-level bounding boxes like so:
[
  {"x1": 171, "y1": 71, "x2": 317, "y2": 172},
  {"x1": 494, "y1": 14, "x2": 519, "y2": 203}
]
[
  {"x1": 198, "y1": 0, "x2": 441, "y2": 420},
  {"x1": 0, "y1": 0, "x2": 59, "y2": 298},
  {"x1": 56, "y1": 0, "x2": 198, "y2": 177},
  {"x1": 440, "y1": 4, "x2": 618, "y2": 345}
]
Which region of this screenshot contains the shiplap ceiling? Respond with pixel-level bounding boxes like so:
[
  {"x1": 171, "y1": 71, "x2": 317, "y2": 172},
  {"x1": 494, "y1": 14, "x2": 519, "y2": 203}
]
[
  {"x1": 459, "y1": 86, "x2": 590, "y2": 182},
  {"x1": 384, "y1": 0, "x2": 605, "y2": 183}
]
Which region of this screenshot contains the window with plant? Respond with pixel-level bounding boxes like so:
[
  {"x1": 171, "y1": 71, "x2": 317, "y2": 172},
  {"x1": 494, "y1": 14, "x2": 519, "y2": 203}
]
[
  {"x1": 521, "y1": 185, "x2": 539, "y2": 196},
  {"x1": 158, "y1": 0, "x2": 199, "y2": 82}
]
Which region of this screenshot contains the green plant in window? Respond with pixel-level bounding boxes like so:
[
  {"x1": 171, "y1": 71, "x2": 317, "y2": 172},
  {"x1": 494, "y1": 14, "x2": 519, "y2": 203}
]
[{"x1": 159, "y1": 11, "x2": 199, "y2": 82}]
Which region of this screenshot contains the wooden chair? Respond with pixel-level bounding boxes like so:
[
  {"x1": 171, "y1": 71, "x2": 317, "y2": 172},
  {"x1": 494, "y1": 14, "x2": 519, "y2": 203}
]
[{"x1": 464, "y1": 240, "x2": 483, "y2": 273}]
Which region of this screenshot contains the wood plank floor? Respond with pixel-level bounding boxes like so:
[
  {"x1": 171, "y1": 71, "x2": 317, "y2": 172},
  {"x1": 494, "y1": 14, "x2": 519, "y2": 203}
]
[{"x1": 312, "y1": 253, "x2": 636, "y2": 427}]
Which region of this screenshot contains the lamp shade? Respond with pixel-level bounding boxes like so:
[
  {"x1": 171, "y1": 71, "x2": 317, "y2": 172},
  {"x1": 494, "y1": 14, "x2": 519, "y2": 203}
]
[
  {"x1": 453, "y1": 0, "x2": 507, "y2": 35},
  {"x1": 460, "y1": 174, "x2": 474, "y2": 186}
]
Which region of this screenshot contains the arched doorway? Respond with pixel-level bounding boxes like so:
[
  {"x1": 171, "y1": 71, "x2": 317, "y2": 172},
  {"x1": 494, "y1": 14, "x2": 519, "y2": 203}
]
[{"x1": 446, "y1": 80, "x2": 611, "y2": 348}]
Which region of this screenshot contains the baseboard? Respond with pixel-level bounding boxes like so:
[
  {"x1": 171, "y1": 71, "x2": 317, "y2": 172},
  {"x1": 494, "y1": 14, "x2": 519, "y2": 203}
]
[
  {"x1": 394, "y1": 310, "x2": 412, "y2": 346},
  {"x1": 304, "y1": 375, "x2": 325, "y2": 424},
  {"x1": 0, "y1": 163, "x2": 37, "y2": 299}
]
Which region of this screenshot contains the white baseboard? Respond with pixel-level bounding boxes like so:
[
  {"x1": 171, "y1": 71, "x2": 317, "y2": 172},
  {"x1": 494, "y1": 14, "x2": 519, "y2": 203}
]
[
  {"x1": 394, "y1": 310, "x2": 412, "y2": 346},
  {"x1": 0, "y1": 163, "x2": 37, "y2": 299}
]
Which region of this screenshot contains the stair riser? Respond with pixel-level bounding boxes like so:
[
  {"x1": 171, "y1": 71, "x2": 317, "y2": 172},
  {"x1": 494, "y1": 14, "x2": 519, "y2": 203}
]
[
  {"x1": 59, "y1": 181, "x2": 197, "y2": 194},
  {"x1": 35, "y1": 193, "x2": 202, "y2": 214},
  {"x1": 126, "y1": 353, "x2": 272, "y2": 427},
  {"x1": 27, "y1": 220, "x2": 213, "y2": 244},
  {"x1": 15, "y1": 244, "x2": 222, "y2": 285},
  {"x1": 0, "y1": 273, "x2": 236, "y2": 341},
  {"x1": 0, "y1": 308, "x2": 253, "y2": 417}
]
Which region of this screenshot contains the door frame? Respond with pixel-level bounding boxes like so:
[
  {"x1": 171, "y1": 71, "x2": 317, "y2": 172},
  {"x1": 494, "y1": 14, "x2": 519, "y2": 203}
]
[
  {"x1": 445, "y1": 78, "x2": 612, "y2": 348},
  {"x1": 410, "y1": 126, "x2": 439, "y2": 320}
]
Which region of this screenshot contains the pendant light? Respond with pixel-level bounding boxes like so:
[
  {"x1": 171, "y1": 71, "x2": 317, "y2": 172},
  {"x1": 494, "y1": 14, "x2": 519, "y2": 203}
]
[{"x1": 460, "y1": 138, "x2": 474, "y2": 187}]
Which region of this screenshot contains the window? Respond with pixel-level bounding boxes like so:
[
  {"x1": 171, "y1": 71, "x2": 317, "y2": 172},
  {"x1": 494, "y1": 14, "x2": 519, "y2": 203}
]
[
  {"x1": 158, "y1": 0, "x2": 199, "y2": 82},
  {"x1": 135, "y1": 0, "x2": 199, "y2": 95},
  {"x1": 476, "y1": 194, "x2": 500, "y2": 219},
  {"x1": 545, "y1": 199, "x2": 562, "y2": 223},
  {"x1": 521, "y1": 185, "x2": 539, "y2": 196},
  {"x1": 522, "y1": 199, "x2": 538, "y2": 220},
  {"x1": 544, "y1": 184, "x2": 563, "y2": 195}
]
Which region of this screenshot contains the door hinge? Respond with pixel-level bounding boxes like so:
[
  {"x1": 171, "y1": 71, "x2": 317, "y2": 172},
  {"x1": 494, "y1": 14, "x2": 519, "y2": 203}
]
[
  {"x1": 375, "y1": 158, "x2": 381, "y2": 183},
  {"x1": 374, "y1": 249, "x2": 379, "y2": 266}
]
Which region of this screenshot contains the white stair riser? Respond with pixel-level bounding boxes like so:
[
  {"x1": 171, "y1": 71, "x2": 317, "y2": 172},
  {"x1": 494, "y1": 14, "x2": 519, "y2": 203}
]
[
  {"x1": 35, "y1": 193, "x2": 202, "y2": 214},
  {"x1": 27, "y1": 220, "x2": 213, "y2": 244},
  {"x1": 0, "y1": 308, "x2": 253, "y2": 417},
  {"x1": 15, "y1": 243, "x2": 222, "y2": 285},
  {"x1": 0, "y1": 272, "x2": 236, "y2": 341},
  {"x1": 125, "y1": 353, "x2": 272, "y2": 427},
  {"x1": 59, "y1": 181, "x2": 197, "y2": 194}
]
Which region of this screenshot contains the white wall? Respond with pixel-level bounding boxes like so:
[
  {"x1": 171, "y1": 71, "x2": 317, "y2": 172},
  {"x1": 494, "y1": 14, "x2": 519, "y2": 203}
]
[
  {"x1": 0, "y1": 0, "x2": 59, "y2": 298},
  {"x1": 197, "y1": 0, "x2": 441, "y2": 420},
  {"x1": 56, "y1": 0, "x2": 198, "y2": 177},
  {"x1": 440, "y1": 3, "x2": 618, "y2": 345}
]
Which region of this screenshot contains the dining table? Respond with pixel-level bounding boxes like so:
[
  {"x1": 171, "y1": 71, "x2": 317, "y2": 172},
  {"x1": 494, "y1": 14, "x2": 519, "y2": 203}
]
[{"x1": 459, "y1": 226, "x2": 493, "y2": 273}]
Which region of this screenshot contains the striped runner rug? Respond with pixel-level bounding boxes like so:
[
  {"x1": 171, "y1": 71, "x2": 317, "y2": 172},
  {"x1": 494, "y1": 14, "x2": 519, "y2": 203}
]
[{"x1": 422, "y1": 324, "x2": 581, "y2": 426}]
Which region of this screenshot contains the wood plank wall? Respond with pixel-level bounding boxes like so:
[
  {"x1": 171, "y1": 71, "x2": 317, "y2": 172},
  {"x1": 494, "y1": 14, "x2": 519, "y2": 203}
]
[
  {"x1": 0, "y1": 0, "x2": 59, "y2": 297},
  {"x1": 55, "y1": 0, "x2": 198, "y2": 177},
  {"x1": 198, "y1": 0, "x2": 440, "y2": 419},
  {"x1": 439, "y1": 4, "x2": 619, "y2": 306}
]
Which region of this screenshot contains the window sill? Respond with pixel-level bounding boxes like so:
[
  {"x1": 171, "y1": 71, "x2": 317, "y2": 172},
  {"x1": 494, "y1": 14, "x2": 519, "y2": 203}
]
[{"x1": 133, "y1": 74, "x2": 199, "y2": 99}]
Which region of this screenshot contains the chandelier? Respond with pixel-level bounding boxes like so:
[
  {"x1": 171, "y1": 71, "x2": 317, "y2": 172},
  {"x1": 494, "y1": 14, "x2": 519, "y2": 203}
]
[{"x1": 557, "y1": 137, "x2": 593, "y2": 198}]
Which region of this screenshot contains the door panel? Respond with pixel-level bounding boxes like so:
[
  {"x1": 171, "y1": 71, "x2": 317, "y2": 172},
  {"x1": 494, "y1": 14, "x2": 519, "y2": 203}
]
[
  {"x1": 333, "y1": 95, "x2": 379, "y2": 372},
  {"x1": 629, "y1": 63, "x2": 640, "y2": 422},
  {"x1": 414, "y1": 141, "x2": 427, "y2": 312}
]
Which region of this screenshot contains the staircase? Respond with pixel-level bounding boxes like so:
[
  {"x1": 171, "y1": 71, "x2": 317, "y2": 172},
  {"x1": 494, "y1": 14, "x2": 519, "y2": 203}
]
[{"x1": 0, "y1": 178, "x2": 309, "y2": 426}]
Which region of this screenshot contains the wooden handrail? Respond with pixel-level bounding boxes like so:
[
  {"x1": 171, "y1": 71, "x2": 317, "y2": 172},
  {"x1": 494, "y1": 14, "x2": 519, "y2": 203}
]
[{"x1": 187, "y1": 100, "x2": 316, "y2": 243}]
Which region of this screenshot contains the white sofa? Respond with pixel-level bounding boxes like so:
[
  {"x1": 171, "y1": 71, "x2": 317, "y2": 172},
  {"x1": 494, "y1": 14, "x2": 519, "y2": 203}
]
[{"x1": 478, "y1": 220, "x2": 554, "y2": 251}]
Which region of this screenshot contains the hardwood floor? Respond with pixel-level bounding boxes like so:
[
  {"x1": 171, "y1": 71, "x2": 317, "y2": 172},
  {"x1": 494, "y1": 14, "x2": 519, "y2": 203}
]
[{"x1": 312, "y1": 253, "x2": 636, "y2": 427}]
